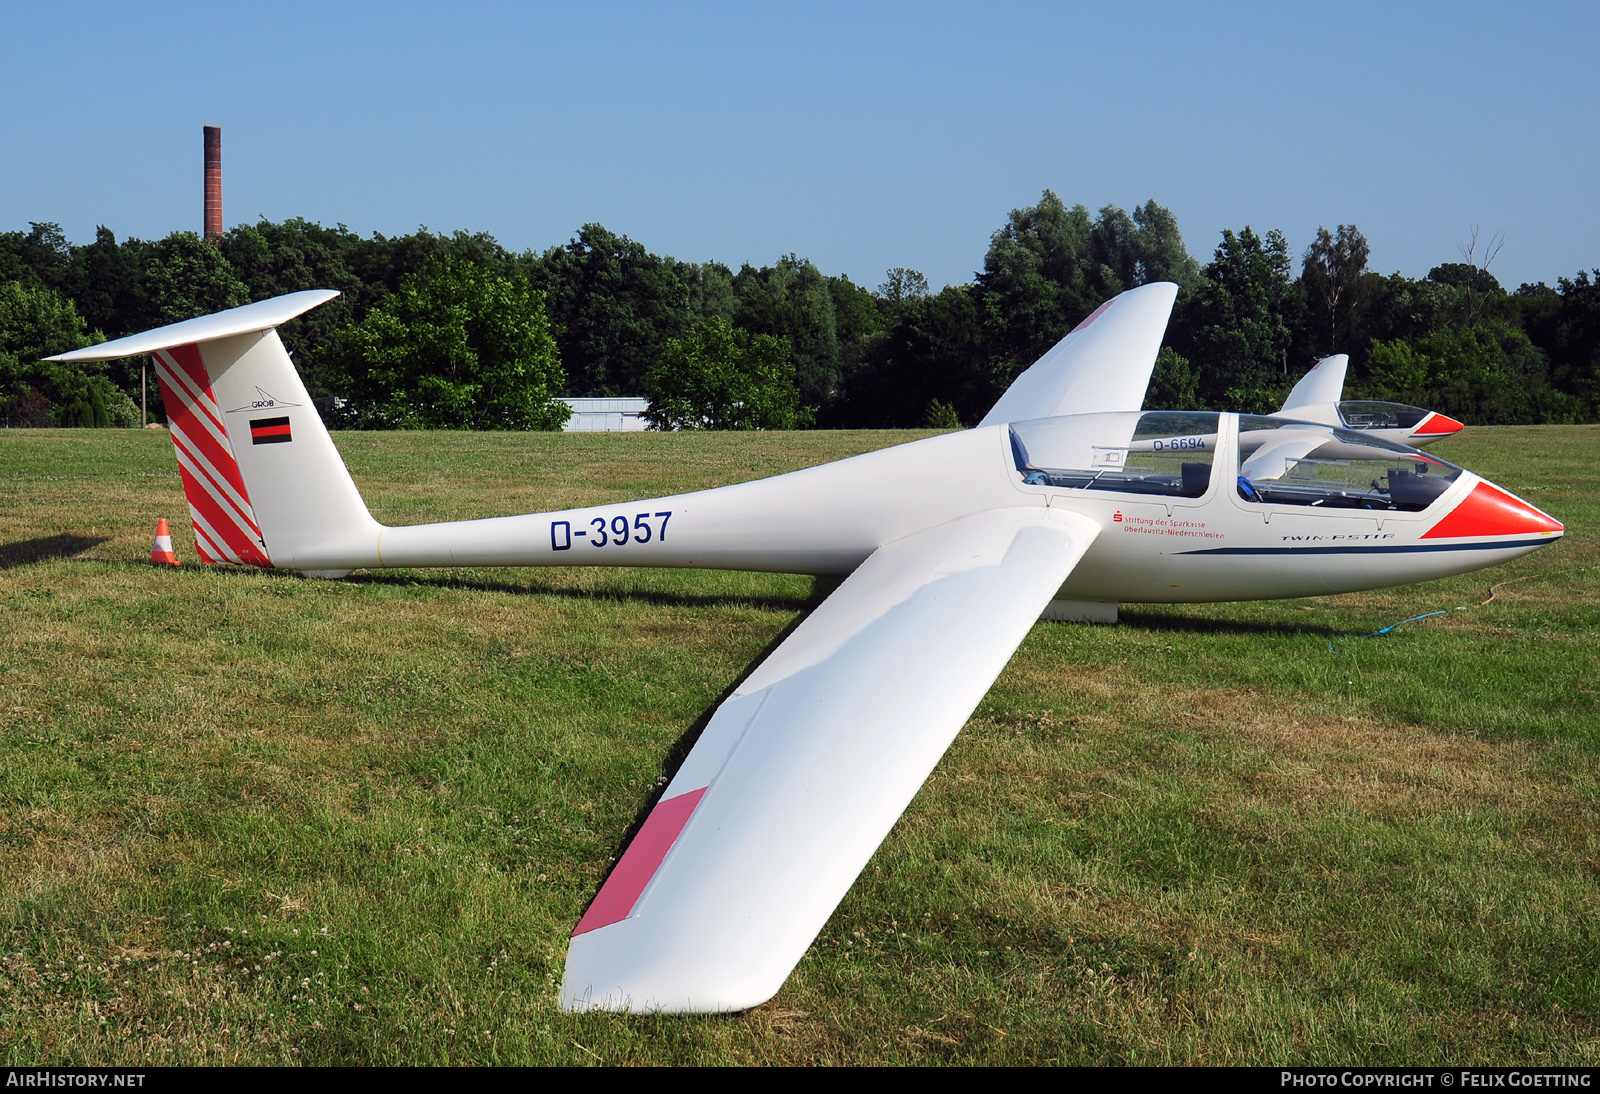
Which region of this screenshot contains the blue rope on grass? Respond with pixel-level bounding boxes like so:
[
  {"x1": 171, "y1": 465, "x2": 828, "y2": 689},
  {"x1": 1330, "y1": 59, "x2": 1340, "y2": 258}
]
[
  {"x1": 1328, "y1": 607, "x2": 1462, "y2": 652},
  {"x1": 1361, "y1": 609, "x2": 1449, "y2": 638}
]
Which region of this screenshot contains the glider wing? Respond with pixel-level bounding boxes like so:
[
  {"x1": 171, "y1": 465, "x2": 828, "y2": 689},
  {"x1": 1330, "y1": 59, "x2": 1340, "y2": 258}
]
[
  {"x1": 1279, "y1": 354, "x2": 1349, "y2": 413},
  {"x1": 1238, "y1": 424, "x2": 1330, "y2": 482},
  {"x1": 977, "y1": 281, "x2": 1178, "y2": 427},
  {"x1": 561, "y1": 505, "x2": 1101, "y2": 1013}
]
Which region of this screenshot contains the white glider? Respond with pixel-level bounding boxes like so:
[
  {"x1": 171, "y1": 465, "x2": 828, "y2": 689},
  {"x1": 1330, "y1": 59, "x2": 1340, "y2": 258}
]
[
  {"x1": 1275, "y1": 353, "x2": 1465, "y2": 446},
  {"x1": 49, "y1": 282, "x2": 1562, "y2": 1013}
]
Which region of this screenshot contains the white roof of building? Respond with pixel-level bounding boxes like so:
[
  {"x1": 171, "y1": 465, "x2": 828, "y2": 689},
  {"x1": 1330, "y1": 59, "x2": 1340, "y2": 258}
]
[{"x1": 562, "y1": 397, "x2": 650, "y2": 412}]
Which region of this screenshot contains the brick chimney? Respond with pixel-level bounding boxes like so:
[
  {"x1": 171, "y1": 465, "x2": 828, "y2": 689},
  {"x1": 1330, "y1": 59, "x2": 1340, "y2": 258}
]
[{"x1": 203, "y1": 126, "x2": 222, "y2": 242}]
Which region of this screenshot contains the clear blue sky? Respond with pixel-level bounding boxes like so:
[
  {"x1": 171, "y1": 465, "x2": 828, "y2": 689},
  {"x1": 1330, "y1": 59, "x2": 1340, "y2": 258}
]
[{"x1": 2, "y1": 1, "x2": 1594, "y2": 291}]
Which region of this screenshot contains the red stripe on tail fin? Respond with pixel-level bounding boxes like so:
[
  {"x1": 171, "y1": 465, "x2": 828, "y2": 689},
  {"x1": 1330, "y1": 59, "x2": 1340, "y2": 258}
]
[{"x1": 153, "y1": 343, "x2": 272, "y2": 567}]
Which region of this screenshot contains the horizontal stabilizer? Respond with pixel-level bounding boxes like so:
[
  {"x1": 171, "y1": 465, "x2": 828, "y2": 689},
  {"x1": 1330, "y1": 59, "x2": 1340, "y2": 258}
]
[
  {"x1": 1239, "y1": 425, "x2": 1327, "y2": 482},
  {"x1": 46, "y1": 290, "x2": 339, "y2": 362}
]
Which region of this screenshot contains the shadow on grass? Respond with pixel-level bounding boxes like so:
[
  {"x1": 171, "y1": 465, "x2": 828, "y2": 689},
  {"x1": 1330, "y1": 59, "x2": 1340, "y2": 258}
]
[
  {"x1": 1118, "y1": 607, "x2": 1349, "y2": 638},
  {"x1": 0, "y1": 534, "x2": 109, "y2": 569},
  {"x1": 345, "y1": 569, "x2": 816, "y2": 613},
  {"x1": 120, "y1": 557, "x2": 1365, "y2": 637}
]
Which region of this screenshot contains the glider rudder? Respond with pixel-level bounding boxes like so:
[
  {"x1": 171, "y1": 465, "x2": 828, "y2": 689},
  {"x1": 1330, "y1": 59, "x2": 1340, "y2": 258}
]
[{"x1": 48, "y1": 291, "x2": 381, "y2": 573}]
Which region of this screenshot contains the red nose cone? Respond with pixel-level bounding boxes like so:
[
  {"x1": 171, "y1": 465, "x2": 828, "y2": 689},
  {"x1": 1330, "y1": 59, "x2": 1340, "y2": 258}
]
[
  {"x1": 1422, "y1": 481, "x2": 1564, "y2": 539},
  {"x1": 1413, "y1": 412, "x2": 1465, "y2": 438}
]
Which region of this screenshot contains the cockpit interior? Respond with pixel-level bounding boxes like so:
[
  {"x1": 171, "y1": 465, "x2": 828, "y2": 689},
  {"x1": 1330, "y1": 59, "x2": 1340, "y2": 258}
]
[
  {"x1": 1010, "y1": 411, "x2": 1463, "y2": 513},
  {"x1": 1234, "y1": 415, "x2": 1461, "y2": 511},
  {"x1": 1333, "y1": 400, "x2": 1432, "y2": 431},
  {"x1": 1010, "y1": 411, "x2": 1218, "y2": 498}
]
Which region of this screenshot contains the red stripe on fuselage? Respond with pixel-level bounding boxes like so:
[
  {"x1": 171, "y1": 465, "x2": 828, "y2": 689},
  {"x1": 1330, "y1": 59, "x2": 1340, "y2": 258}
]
[{"x1": 572, "y1": 787, "x2": 708, "y2": 936}]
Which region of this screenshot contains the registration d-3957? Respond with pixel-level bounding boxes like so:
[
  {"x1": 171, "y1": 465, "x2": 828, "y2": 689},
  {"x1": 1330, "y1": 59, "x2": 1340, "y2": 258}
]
[{"x1": 550, "y1": 511, "x2": 673, "y2": 551}]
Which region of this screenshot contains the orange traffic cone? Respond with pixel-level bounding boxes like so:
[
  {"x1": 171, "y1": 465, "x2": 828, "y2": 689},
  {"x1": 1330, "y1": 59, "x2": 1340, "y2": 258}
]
[{"x1": 150, "y1": 519, "x2": 179, "y2": 566}]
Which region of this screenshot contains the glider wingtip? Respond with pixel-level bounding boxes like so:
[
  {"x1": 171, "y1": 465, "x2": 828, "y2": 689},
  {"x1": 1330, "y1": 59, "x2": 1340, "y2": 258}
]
[
  {"x1": 559, "y1": 982, "x2": 780, "y2": 1015},
  {"x1": 561, "y1": 936, "x2": 790, "y2": 1014},
  {"x1": 1126, "y1": 280, "x2": 1179, "y2": 316},
  {"x1": 1126, "y1": 280, "x2": 1179, "y2": 307},
  {"x1": 1106, "y1": 280, "x2": 1178, "y2": 305}
]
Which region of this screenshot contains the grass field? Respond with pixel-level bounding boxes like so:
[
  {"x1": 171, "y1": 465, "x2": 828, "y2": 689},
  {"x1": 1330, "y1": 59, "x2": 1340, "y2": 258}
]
[{"x1": 1, "y1": 424, "x2": 1596, "y2": 1066}]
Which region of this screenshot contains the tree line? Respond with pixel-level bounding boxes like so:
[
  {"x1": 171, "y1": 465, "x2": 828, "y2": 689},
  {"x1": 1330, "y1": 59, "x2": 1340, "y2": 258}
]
[{"x1": 2, "y1": 193, "x2": 1597, "y2": 430}]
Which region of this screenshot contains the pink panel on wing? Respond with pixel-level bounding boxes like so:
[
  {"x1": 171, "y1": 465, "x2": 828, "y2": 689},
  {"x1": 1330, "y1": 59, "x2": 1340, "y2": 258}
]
[
  {"x1": 572, "y1": 787, "x2": 707, "y2": 937},
  {"x1": 1069, "y1": 297, "x2": 1114, "y2": 334}
]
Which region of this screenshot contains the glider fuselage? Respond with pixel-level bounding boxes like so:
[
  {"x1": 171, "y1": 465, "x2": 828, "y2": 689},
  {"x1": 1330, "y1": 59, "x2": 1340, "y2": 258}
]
[{"x1": 355, "y1": 412, "x2": 1560, "y2": 604}]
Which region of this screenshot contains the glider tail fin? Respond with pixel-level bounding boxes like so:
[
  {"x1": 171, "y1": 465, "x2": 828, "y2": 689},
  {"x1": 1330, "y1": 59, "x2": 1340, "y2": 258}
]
[{"x1": 48, "y1": 291, "x2": 381, "y2": 571}]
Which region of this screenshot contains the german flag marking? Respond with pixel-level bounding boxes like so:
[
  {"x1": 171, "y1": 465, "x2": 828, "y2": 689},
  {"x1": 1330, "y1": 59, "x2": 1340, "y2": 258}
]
[{"x1": 250, "y1": 416, "x2": 292, "y2": 445}]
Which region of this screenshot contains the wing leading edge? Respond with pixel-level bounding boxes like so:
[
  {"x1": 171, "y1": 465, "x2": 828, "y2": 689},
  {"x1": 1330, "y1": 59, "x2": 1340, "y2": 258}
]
[
  {"x1": 561, "y1": 506, "x2": 1102, "y2": 1013},
  {"x1": 977, "y1": 281, "x2": 1178, "y2": 427},
  {"x1": 1279, "y1": 354, "x2": 1349, "y2": 413}
]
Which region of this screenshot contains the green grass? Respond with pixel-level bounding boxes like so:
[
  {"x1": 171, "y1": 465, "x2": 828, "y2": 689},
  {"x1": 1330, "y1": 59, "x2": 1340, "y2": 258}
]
[{"x1": 0, "y1": 424, "x2": 1596, "y2": 1065}]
